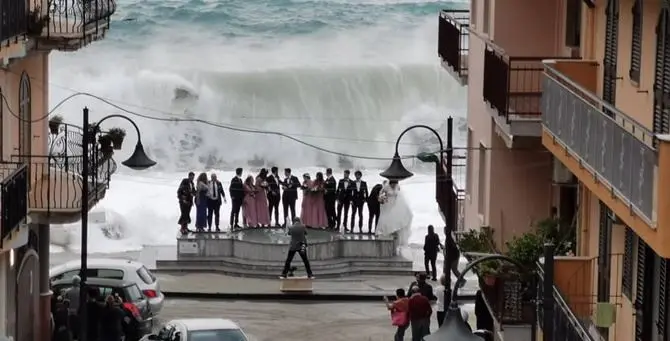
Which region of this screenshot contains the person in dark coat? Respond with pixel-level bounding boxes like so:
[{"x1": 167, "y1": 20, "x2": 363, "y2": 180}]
[
  {"x1": 445, "y1": 224, "x2": 465, "y2": 287},
  {"x1": 324, "y1": 168, "x2": 337, "y2": 229},
  {"x1": 366, "y1": 182, "x2": 383, "y2": 234},
  {"x1": 408, "y1": 273, "x2": 437, "y2": 301},
  {"x1": 280, "y1": 168, "x2": 301, "y2": 226},
  {"x1": 177, "y1": 172, "x2": 195, "y2": 234},
  {"x1": 52, "y1": 298, "x2": 72, "y2": 341},
  {"x1": 99, "y1": 295, "x2": 125, "y2": 341},
  {"x1": 336, "y1": 170, "x2": 353, "y2": 231},
  {"x1": 229, "y1": 168, "x2": 244, "y2": 229},
  {"x1": 86, "y1": 289, "x2": 103, "y2": 341},
  {"x1": 423, "y1": 225, "x2": 442, "y2": 281},
  {"x1": 267, "y1": 167, "x2": 282, "y2": 226}
]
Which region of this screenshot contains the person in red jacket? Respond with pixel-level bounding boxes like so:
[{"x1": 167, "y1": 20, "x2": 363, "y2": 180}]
[{"x1": 407, "y1": 286, "x2": 432, "y2": 340}]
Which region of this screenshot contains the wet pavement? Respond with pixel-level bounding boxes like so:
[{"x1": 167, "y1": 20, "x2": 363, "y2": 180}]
[{"x1": 156, "y1": 299, "x2": 477, "y2": 341}]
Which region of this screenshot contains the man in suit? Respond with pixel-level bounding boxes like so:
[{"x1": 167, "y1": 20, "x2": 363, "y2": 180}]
[
  {"x1": 336, "y1": 170, "x2": 353, "y2": 232},
  {"x1": 267, "y1": 166, "x2": 282, "y2": 226},
  {"x1": 229, "y1": 168, "x2": 244, "y2": 230},
  {"x1": 177, "y1": 171, "x2": 196, "y2": 235},
  {"x1": 206, "y1": 173, "x2": 226, "y2": 232},
  {"x1": 280, "y1": 217, "x2": 313, "y2": 279},
  {"x1": 367, "y1": 182, "x2": 383, "y2": 234},
  {"x1": 281, "y1": 168, "x2": 301, "y2": 226},
  {"x1": 324, "y1": 168, "x2": 337, "y2": 229},
  {"x1": 350, "y1": 170, "x2": 368, "y2": 233}
]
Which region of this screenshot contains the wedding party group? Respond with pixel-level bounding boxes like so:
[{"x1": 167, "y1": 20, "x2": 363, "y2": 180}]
[{"x1": 176, "y1": 167, "x2": 413, "y2": 241}]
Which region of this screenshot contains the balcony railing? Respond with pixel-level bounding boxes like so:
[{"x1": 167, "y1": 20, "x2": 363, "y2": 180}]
[
  {"x1": 483, "y1": 47, "x2": 557, "y2": 120},
  {"x1": 0, "y1": 163, "x2": 28, "y2": 245},
  {"x1": 537, "y1": 262, "x2": 594, "y2": 341},
  {"x1": 438, "y1": 9, "x2": 469, "y2": 84},
  {"x1": 0, "y1": 0, "x2": 27, "y2": 46},
  {"x1": 31, "y1": 0, "x2": 116, "y2": 46},
  {"x1": 437, "y1": 155, "x2": 465, "y2": 231},
  {"x1": 542, "y1": 63, "x2": 656, "y2": 222},
  {"x1": 479, "y1": 273, "x2": 537, "y2": 324}
]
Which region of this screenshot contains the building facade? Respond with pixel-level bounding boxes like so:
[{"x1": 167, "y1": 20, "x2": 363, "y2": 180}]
[
  {"x1": 440, "y1": 0, "x2": 670, "y2": 340},
  {"x1": 0, "y1": 1, "x2": 117, "y2": 340}
]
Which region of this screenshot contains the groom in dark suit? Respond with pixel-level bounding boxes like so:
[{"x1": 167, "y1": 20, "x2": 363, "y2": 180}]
[
  {"x1": 229, "y1": 168, "x2": 244, "y2": 229},
  {"x1": 367, "y1": 183, "x2": 383, "y2": 234},
  {"x1": 350, "y1": 170, "x2": 368, "y2": 233},
  {"x1": 267, "y1": 166, "x2": 282, "y2": 226},
  {"x1": 336, "y1": 170, "x2": 353, "y2": 232},
  {"x1": 207, "y1": 173, "x2": 226, "y2": 232},
  {"x1": 281, "y1": 168, "x2": 301, "y2": 226},
  {"x1": 324, "y1": 168, "x2": 337, "y2": 229}
]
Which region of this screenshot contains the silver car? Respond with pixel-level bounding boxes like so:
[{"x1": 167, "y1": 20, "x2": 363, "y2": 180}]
[
  {"x1": 144, "y1": 319, "x2": 249, "y2": 341},
  {"x1": 49, "y1": 258, "x2": 165, "y2": 314}
]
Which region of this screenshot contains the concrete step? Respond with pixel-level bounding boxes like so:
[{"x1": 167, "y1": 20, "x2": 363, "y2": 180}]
[
  {"x1": 154, "y1": 264, "x2": 415, "y2": 279},
  {"x1": 157, "y1": 257, "x2": 413, "y2": 272}
]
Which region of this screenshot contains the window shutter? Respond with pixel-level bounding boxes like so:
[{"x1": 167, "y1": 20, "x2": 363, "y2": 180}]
[
  {"x1": 598, "y1": 202, "x2": 611, "y2": 302},
  {"x1": 622, "y1": 227, "x2": 634, "y2": 299},
  {"x1": 653, "y1": 10, "x2": 670, "y2": 146},
  {"x1": 635, "y1": 240, "x2": 648, "y2": 341},
  {"x1": 603, "y1": 0, "x2": 620, "y2": 117},
  {"x1": 629, "y1": 0, "x2": 642, "y2": 83}
]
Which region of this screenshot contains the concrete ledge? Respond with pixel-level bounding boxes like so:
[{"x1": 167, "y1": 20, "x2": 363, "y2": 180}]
[{"x1": 163, "y1": 291, "x2": 477, "y2": 302}]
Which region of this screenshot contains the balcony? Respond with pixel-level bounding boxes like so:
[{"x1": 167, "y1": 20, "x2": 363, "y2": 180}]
[
  {"x1": 0, "y1": 0, "x2": 29, "y2": 61},
  {"x1": 541, "y1": 60, "x2": 656, "y2": 229},
  {"x1": 30, "y1": 0, "x2": 116, "y2": 51},
  {"x1": 482, "y1": 45, "x2": 566, "y2": 142},
  {"x1": 13, "y1": 123, "x2": 118, "y2": 224},
  {"x1": 438, "y1": 9, "x2": 469, "y2": 86},
  {"x1": 437, "y1": 155, "x2": 465, "y2": 230},
  {"x1": 1, "y1": 163, "x2": 28, "y2": 251}
]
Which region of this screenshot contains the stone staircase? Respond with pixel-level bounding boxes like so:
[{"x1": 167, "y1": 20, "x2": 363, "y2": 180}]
[{"x1": 155, "y1": 257, "x2": 415, "y2": 279}]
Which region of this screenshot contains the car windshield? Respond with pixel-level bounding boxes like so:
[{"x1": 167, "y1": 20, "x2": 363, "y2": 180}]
[{"x1": 187, "y1": 329, "x2": 247, "y2": 341}]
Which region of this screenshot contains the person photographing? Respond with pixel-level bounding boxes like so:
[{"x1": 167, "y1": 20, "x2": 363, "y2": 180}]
[{"x1": 280, "y1": 217, "x2": 314, "y2": 279}]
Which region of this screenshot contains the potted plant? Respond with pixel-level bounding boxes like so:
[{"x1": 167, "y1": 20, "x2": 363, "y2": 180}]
[
  {"x1": 107, "y1": 128, "x2": 126, "y2": 150},
  {"x1": 477, "y1": 260, "x2": 501, "y2": 286},
  {"x1": 48, "y1": 115, "x2": 63, "y2": 135},
  {"x1": 87, "y1": 122, "x2": 100, "y2": 144},
  {"x1": 457, "y1": 228, "x2": 494, "y2": 259},
  {"x1": 505, "y1": 231, "x2": 544, "y2": 271},
  {"x1": 98, "y1": 134, "x2": 113, "y2": 156},
  {"x1": 27, "y1": 9, "x2": 49, "y2": 35}
]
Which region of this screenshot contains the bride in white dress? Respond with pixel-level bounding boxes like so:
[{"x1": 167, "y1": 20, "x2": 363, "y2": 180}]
[{"x1": 376, "y1": 180, "x2": 413, "y2": 246}]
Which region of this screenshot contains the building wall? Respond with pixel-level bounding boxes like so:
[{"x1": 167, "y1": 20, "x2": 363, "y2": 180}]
[{"x1": 1, "y1": 51, "x2": 49, "y2": 160}]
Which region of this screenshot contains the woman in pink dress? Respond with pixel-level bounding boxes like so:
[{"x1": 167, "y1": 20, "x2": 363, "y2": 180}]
[
  {"x1": 242, "y1": 175, "x2": 258, "y2": 228},
  {"x1": 255, "y1": 168, "x2": 271, "y2": 227},
  {"x1": 300, "y1": 172, "x2": 328, "y2": 228}
]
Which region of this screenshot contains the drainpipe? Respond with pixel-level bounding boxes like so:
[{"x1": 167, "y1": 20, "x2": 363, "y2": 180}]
[{"x1": 37, "y1": 223, "x2": 51, "y2": 341}]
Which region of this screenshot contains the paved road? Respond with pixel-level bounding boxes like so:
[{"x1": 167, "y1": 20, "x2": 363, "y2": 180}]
[{"x1": 156, "y1": 299, "x2": 476, "y2": 341}]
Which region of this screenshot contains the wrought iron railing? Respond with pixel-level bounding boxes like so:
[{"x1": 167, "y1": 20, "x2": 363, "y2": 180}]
[
  {"x1": 483, "y1": 46, "x2": 562, "y2": 120},
  {"x1": 0, "y1": 0, "x2": 27, "y2": 46},
  {"x1": 542, "y1": 65, "x2": 656, "y2": 222},
  {"x1": 537, "y1": 262, "x2": 595, "y2": 341},
  {"x1": 32, "y1": 0, "x2": 116, "y2": 39},
  {"x1": 438, "y1": 9, "x2": 469, "y2": 82},
  {"x1": 0, "y1": 163, "x2": 28, "y2": 245},
  {"x1": 479, "y1": 273, "x2": 537, "y2": 324}
]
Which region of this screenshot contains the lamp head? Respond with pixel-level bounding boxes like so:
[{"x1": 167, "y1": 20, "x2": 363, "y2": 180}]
[
  {"x1": 380, "y1": 152, "x2": 413, "y2": 182},
  {"x1": 122, "y1": 142, "x2": 157, "y2": 170},
  {"x1": 424, "y1": 303, "x2": 483, "y2": 341},
  {"x1": 416, "y1": 152, "x2": 439, "y2": 164}
]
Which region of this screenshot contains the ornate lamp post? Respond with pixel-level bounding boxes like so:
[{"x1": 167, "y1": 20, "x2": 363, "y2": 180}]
[
  {"x1": 425, "y1": 245, "x2": 556, "y2": 341},
  {"x1": 78, "y1": 107, "x2": 156, "y2": 341}
]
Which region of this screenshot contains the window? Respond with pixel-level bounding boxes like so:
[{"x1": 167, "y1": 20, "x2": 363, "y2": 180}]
[
  {"x1": 124, "y1": 284, "x2": 144, "y2": 302},
  {"x1": 477, "y1": 143, "x2": 487, "y2": 216},
  {"x1": 136, "y1": 266, "x2": 156, "y2": 284},
  {"x1": 96, "y1": 269, "x2": 124, "y2": 280},
  {"x1": 18, "y1": 72, "x2": 30, "y2": 157},
  {"x1": 50, "y1": 270, "x2": 79, "y2": 283},
  {"x1": 465, "y1": 129, "x2": 474, "y2": 201},
  {"x1": 482, "y1": 0, "x2": 491, "y2": 34},
  {"x1": 630, "y1": 0, "x2": 643, "y2": 83},
  {"x1": 565, "y1": 0, "x2": 582, "y2": 47},
  {"x1": 622, "y1": 226, "x2": 636, "y2": 299},
  {"x1": 471, "y1": 0, "x2": 478, "y2": 27}
]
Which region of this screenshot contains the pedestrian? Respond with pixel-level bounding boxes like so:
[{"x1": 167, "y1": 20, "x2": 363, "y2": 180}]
[
  {"x1": 423, "y1": 225, "x2": 442, "y2": 281},
  {"x1": 86, "y1": 289, "x2": 103, "y2": 341},
  {"x1": 280, "y1": 217, "x2": 314, "y2": 278},
  {"x1": 99, "y1": 295, "x2": 125, "y2": 341},
  {"x1": 52, "y1": 297, "x2": 72, "y2": 341},
  {"x1": 384, "y1": 288, "x2": 410, "y2": 341},
  {"x1": 407, "y1": 286, "x2": 432, "y2": 341},
  {"x1": 408, "y1": 273, "x2": 436, "y2": 301},
  {"x1": 64, "y1": 276, "x2": 81, "y2": 340},
  {"x1": 435, "y1": 274, "x2": 448, "y2": 326}
]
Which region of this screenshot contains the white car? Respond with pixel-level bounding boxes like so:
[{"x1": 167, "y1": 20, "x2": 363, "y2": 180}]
[
  {"x1": 49, "y1": 258, "x2": 165, "y2": 314},
  {"x1": 145, "y1": 319, "x2": 249, "y2": 341}
]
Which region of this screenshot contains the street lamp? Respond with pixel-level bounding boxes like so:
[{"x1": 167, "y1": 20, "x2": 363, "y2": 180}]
[
  {"x1": 380, "y1": 124, "x2": 445, "y2": 181},
  {"x1": 425, "y1": 246, "x2": 556, "y2": 341},
  {"x1": 78, "y1": 107, "x2": 156, "y2": 341}
]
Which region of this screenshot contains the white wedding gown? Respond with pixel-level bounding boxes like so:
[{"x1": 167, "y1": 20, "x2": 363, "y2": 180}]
[{"x1": 376, "y1": 184, "x2": 413, "y2": 246}]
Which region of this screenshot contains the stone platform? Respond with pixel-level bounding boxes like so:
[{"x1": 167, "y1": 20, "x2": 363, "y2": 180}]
[{"x1": 155, "y1": 228, "x2": 414, "y2": 278}]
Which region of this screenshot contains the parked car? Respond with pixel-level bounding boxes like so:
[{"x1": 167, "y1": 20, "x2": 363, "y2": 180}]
[
  {"x1": 49, "y1": 258, "x2": 165, "y2": 314},
  {"x1": 51, "y1": 277, "x2": 154, "y2": 341},
  {"x1": 143, "y1": 319, "x2": 249, "y2": 341}
]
